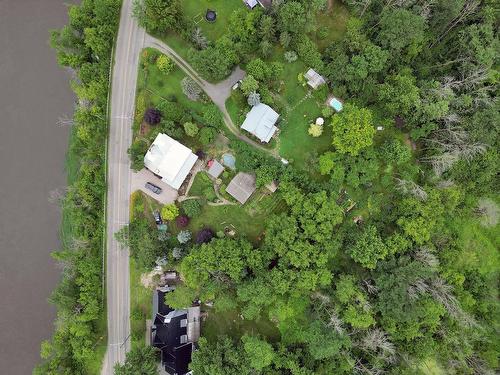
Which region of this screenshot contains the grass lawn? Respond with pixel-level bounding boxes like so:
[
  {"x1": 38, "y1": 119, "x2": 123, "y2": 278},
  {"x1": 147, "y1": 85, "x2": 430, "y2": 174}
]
[
  {"x1": 203, "y1": 307, "x2": 280, "y2": 343},
  {"x1": 279, "y1": 96, "x2": 333, "y2": 171},
  {"x1": 130, "y1": 257, "x2": 153, "y2": 346},
  {"x1": 188, "y1": 172, "x2": 216, "y2": 200},
  {"x1": 185, "y1": 190, "x2": 286, "y2": 244},
  {"x1": 181, "y1": 0, "x2": 244, "y2": 42}
]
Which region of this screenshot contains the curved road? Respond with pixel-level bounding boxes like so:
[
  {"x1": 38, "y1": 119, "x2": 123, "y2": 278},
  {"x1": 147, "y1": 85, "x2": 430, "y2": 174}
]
[{"x1": 103, "y1": 3, "x2": 279, "y2": 373}]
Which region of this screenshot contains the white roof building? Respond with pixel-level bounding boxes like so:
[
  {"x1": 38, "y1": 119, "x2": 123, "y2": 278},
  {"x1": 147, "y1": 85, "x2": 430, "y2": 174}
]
[
  {"x1": 244, "y1": 0, "x2": 259, "y2": 8},
  {"x1": 144, "y1": 133, "x2": 198, "y2": 190},
  {"x1": 304, "y1": 68, "x2": 326, "y2": 89},
  {"x1": 241, "y1": 103, "x2": 279, "y2": 143}
]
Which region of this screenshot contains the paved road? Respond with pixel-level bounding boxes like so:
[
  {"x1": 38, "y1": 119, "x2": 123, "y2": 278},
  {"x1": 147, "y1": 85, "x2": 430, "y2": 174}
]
[
  {"x1": 101, "y1": 0, "x2": 145, "y2": 373},
  {"x1": 145, "y1": 36, "x2": 280, "y2": 158}
]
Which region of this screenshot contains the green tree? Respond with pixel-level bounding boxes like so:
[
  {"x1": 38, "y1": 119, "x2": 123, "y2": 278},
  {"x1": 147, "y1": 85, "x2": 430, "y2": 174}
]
[
  {"x1": 331, "y1": 104, "x2": 375, "y2": 155},
  {"x1": 240, "y1": 75, "x2": 259, "y2": 96},
  {"x1": 199, "y1": 126, "x2": 218, "y2": 145},
  {"x1": 164, "y1": 285, "x2": 197, "y2": 309},
  {"x1": 161, "y1": 203, "x2": 179, "y2": 221},
  {"x1": 378, "y1": 72, "x2": 421, "y2": 117},
  {"x1": 349, "y1": 225, "x2": 388, "y2": 269},
  {"x1": 114, "y1": 345, "x2": 158, "y2": 375},
  {"x1": 132, "y1": 0, "x2": 183, "y2": 35},
  {"x1": 242, "y1": 335, "x2": 275, "y2": 371},
  {"x1": 190, "y1": 337, "x2": 250, "y2": 375}
]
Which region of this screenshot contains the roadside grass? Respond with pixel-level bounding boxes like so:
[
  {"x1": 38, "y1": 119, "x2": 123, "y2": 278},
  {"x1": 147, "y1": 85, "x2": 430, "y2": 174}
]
[
  {"x1": 130, "y1": 257, "x2": 152, "y2": 347},
  {"x1": 181, "y1": 0, "x2": 244, "y2": 42},
  {"x1": 203, "y1": 307, "x2": 280, "y2": 343},
  {"x1": 313, "y1": 1, "x2": 350, "y2": 51},
  {"x1": 84, "y1": 311, "x2": 108, "y2": 374}
]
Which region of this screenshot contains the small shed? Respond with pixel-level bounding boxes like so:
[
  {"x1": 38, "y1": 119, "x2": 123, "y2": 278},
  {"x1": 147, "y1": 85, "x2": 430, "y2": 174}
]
[
  {"x1": 207, "y1": 159, "x2": 224, "y2": 178},
  {"x1": 266, "y1": 181, "x2": 278, "y2": 193},
  {"x1": 304, "y1": 68, "x2": 326, "y2": 89},
  {"x1": 244, "y1": 0, "x2": 259, "y2": 8},
  {"x1": 226, "y1": 172, "x2": 256, "y2": 204}
]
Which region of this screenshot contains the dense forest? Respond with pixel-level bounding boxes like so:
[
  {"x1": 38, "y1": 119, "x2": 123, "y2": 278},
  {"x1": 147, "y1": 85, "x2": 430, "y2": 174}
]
[
  {"x1": 127, "y1": 0, "x2": 499, "y2": 374},
  {"x1": 34, "y1": 1, "x2": 121, "y2": 374}
]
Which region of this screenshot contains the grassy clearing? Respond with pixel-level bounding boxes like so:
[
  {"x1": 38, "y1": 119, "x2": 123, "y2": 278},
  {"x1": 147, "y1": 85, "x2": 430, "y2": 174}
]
[
  {"x1": 203, "y1": 307, "x2": 280, "y2": 343},
  {"x1": 188, "y1": 172, "x2": 215, "y2": 199},
  {"x1": 313, "y1": 1, "x2": 350, "y2": 51},
  {"x1": 181, "y1": 0, "x2": 244, "y2": 42}
]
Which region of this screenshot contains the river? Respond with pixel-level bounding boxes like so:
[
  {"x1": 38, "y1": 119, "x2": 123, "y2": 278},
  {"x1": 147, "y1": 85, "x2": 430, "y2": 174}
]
[{"x1": 0, "y1": 1, "x2": 75, "y2": 373}]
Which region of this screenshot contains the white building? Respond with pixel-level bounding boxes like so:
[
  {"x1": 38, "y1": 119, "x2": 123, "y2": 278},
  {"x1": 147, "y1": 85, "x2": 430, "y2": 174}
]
[
  {"x1": 241, "y1": 103, "x2": 279, "y2": 143},
  {"x1": 144, "y1": 133, "x2": 198, "y2": 190},
  {"x1": 304, "y1": 68, "x2": 326, "y2": 89}
]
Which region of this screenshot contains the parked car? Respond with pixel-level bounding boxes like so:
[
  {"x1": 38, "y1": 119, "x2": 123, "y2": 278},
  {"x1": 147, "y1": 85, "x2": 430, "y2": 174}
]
[
  {"x1": 153, "y1": 210, "x2": 163, "y2": 225},
  {"x1": 145, "y1": 182, "x2": 162, "y2": 194}
]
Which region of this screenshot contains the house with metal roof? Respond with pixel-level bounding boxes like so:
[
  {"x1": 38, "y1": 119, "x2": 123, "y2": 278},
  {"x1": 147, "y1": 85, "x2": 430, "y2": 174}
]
[
  {"x1": 226, "y1": 172, "x2": 256, "y2": 204},
  {"x1": 144, "y1": 133, "x2": 198, "y2": 190},
  {"x1": 151, "y1": 286, "x2": 197, "y2": 375},
  {"x1": 241, "y1": 103, "x2": 279, "y2": 143},
  {"x1": 304, "y1": 68, "x2": 326, "y2": 89}
]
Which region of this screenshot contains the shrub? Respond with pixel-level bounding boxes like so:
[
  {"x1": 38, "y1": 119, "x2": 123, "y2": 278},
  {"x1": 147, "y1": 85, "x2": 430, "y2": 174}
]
[
  {"x1": 144, "y1": 107, "x2": 161, "y2": 125},
  {"x1": 183, "y1": 122, "x2": 199, "y2": 137},
  {"x1": 379, "y1": 139, "x2": 412, "y2": 165},
  {"x1": 241, "y1": 75, "x2": 259, "y2": 96},
  {"x1": 156, "y1": 54, "x2": 174, "y2": 74},
  {"x1": 177, "y1": 230, "x2": 192, "y2": 244},
  {"x1": 247, "y1": 91, "x2": 261, "y2": 106},
  {"x1": 196, "y1": 228, "x2": 214, "y2": 244},
  {"x1": 284, "y1": 51, "x2": 298, "y2": 63},
  {"x1": 202, "y1": 105, "x2": 223, "y2": 128},
  {"x1": 317, "y1": 26, "x2": 329, "y2": 40},
  {"x1": 182, "y1": 199, "x2": 202, "y2": 218},
  {"x1": 161, "y1": 204, "x2": 179, "y2": 221},
  {"x1": 181, "y1": 77, "x2": 202, "y2": 101},
  {"x1": 172, "y1": 247, "x2": 183, "y2": 260},
  {"x1": 322, "y1": 106, "x2": 334, "y2": 118},
  {"x1": 176, "y1": 215, "x2": 189, "y2": 228},
  {"x1": 128, "y1": 139, "x2": 148, "y2": 171},
  {"x1": 199, "y1": 127, "x2": 217, "y2": 145}
]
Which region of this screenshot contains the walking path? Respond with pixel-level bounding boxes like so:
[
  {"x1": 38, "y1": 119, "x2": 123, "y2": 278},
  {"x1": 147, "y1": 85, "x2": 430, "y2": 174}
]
[{"x1": 144, "y1": 35, "x2": 280, "y2": 158}]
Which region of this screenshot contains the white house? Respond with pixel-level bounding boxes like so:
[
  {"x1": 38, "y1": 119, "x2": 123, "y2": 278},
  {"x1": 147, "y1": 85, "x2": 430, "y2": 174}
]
[
  {"x1": 144, "y1": 133, "x2": 198, "y2": 190},
  {"x1": 241, "y1": 103, "x2": 279, "y2": 143}
]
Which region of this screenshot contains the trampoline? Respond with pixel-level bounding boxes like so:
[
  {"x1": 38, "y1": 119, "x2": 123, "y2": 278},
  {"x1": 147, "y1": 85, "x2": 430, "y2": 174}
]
[{"x1": 205, "y1": 9, "x2": 217, "y2": 22}]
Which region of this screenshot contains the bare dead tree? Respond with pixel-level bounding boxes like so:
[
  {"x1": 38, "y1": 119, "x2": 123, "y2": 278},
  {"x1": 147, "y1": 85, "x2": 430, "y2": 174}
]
[
  {"x1": 191, "y1": 27, "x2": 208, "y2": 50},
  {"x1": 360, "y1": 329, "x2": 396, "y2": 357},
  {"x1": 413, "y1": 247, "x2": 439, "y2": 268},
  {"x1": 422, "y1": 127, "x2": 487, "y2": 176},
  {"x1": 363, "y1": 279, "x2": 379, "y2": 295},
  {"x1": 395, "y1": 178, "x2": 428, "y2": 201},
  {"x1": 475, "y1": 198, "x2": 499, "y2": 227},
  {"x1": 430, "y1": 0, "x2": 480, "y2": 48},
  {"x1": 436, "y1": 179, "x2": 455, "y2": 189}
]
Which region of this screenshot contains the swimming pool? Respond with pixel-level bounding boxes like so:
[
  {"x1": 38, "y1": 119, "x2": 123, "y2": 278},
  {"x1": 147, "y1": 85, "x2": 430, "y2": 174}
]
[{"x1": 329, "y1": 97, "x2": 343, "y2": 112}]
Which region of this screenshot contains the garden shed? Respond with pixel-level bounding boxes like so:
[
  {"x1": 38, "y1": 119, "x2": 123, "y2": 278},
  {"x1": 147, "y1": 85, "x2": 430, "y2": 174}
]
[
  {"x1": 244, "y1": 0, "x2": 259, "y2": 9},
  {"x1": 207, "y1": 159, "x2": 224, "y2": 178},
  {"x1": 241, "y1": 103, "x2": 279, "y2": 143},
  {"x1": 305, "y1": 68, "x2": 326, "y2": 89},
  {"x1": 226, "y1": 172, "x2": 256, "y2": 204}
]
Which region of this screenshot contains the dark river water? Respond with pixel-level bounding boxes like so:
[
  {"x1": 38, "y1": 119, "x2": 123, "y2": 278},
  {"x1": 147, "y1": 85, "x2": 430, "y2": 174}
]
[{"x1": 0, "y1": 1, "x2": 75, "y2": 373}]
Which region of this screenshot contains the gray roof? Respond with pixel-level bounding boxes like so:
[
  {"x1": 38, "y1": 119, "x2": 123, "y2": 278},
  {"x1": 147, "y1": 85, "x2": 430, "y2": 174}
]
[
  {"x1": 241, "y1": 103, "x2": 279, "y2": 143},
  {"x1": 226, "y1": 172, "x2": 256, "y2": 204},
  {"x1": 304, "y1": 68, "x2": 326, "y2": 89},
  {"x1": 207, "y1": 160, "x2": 224, "y2": 178}
]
